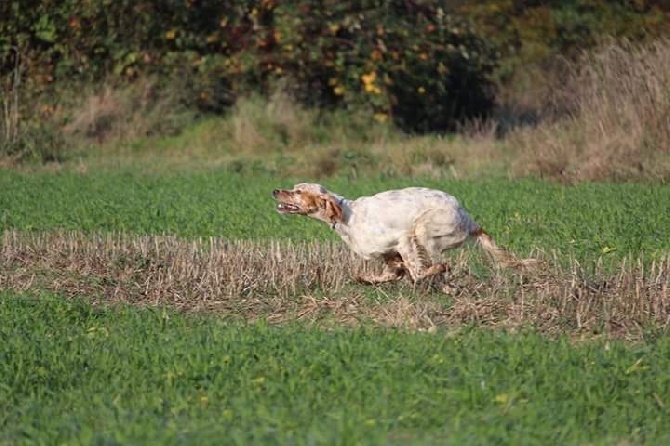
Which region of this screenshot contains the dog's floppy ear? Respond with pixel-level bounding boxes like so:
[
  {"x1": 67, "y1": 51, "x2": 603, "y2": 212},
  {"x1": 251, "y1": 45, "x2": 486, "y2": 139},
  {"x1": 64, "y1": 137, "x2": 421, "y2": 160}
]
[{"x1": 320, "y1": 195, "x2": 342, "y2": 223}]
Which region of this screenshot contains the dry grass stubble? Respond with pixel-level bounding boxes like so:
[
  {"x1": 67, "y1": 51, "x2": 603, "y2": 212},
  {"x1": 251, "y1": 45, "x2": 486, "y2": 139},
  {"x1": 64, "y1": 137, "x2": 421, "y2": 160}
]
[{"x1": 2, "y1": 230, "x2": 668, "y2": 339}]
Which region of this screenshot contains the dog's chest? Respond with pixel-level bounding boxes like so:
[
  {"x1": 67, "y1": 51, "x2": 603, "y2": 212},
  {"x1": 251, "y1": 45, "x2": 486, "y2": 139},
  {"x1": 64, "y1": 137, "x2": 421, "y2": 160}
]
[{"x1": 338, "y1": 218, "x2": 404, "y2": 260}]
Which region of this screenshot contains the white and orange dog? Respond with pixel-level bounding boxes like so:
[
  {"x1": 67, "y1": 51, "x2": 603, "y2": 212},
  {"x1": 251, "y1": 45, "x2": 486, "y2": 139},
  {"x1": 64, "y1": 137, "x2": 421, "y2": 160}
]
[{"x1": 273, "y1": 183, "x2": 518, "y2": 284}]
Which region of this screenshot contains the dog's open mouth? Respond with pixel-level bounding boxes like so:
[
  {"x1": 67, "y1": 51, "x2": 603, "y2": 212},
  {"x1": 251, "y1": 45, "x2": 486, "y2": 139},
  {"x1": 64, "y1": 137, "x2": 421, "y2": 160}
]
[{"x1": 276, "y1": 203, "x2": 302, "y2": 213}]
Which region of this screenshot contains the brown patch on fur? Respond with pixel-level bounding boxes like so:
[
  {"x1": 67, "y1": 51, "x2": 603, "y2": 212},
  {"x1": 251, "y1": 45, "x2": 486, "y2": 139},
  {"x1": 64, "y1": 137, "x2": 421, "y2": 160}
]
[
  {"x1": 321, "y1": 195, "x2": 342, "y2": 223},
  {"x1": 299, "y1": 191, "x2": 321, "y2": 213},
  {"x1": 470, "y1": 227, "x2": 485, "y2": 237},
  {"x1": 274, "y1": 188, "x2": 321, "y2": 214},
  {"x1": 274, "y1": 185, "x2": 342, "y2": 225}
]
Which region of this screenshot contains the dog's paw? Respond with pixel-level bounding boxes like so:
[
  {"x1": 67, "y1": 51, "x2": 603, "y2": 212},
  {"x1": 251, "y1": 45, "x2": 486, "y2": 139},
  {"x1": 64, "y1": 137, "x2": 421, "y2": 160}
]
[{"x1": 354, "y1": 273, "x2": 373, "y2": 285}]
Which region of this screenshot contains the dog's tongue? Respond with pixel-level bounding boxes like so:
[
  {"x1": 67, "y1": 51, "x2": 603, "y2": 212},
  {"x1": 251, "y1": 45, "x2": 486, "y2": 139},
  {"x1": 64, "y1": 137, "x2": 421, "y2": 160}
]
[{"x1": 277, "y1": 203, "x2": 299, "y2": 212}]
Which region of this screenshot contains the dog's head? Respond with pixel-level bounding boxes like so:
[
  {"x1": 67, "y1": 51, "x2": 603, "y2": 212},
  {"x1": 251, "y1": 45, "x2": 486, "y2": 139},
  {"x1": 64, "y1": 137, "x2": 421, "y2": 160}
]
[{"x1": 272, "y1": 183, "x2": 343, "y2": 225}]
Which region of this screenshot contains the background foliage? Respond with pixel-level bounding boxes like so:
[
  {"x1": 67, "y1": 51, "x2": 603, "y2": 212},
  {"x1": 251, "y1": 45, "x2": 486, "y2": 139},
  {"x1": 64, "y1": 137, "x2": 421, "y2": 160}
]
[
  {"x1": 3, "y1": 1, "x2": 667, "y2": 126},
  {"x1": 458, "y1": 0, "x2": 670, "y2": 82},
  {"x1": 0, "y1": 0, "x2": 498, "y2": 132},
  {"x1": 1, "y1": 0, "x2": 669, "y2": 163}
]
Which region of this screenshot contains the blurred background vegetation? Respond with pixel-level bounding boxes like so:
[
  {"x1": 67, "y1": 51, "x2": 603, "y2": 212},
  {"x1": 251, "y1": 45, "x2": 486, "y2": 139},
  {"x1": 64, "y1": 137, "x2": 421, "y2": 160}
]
[{"x1": 1, "y1": 0, "x2": 669, "y2": 181}]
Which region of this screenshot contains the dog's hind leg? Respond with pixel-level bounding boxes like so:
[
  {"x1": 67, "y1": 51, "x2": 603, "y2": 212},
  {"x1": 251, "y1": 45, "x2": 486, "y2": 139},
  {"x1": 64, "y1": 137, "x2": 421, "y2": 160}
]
[{"x1": 397, "y1": 236, "x2": 447, "y2": 283}]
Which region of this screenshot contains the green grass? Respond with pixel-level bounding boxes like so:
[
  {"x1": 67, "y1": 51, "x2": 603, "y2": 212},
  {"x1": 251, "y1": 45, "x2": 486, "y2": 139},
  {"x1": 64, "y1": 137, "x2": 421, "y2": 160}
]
[
  {"x1": 2, "y1": 291, "x2": 669, "y2": 445},
  {"x1": 1, "y1": 169, "x2": 669, "y2": 259}
]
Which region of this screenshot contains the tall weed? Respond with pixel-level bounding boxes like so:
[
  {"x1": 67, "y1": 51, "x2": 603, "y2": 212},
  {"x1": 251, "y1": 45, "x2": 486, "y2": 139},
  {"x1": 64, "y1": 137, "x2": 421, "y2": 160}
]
[
  {"x1": 0, "y1": 48, "x2": 64, "y2": 163},
  {"x1": 511, "y1": 39, "x2": 670, "y2": 182}
]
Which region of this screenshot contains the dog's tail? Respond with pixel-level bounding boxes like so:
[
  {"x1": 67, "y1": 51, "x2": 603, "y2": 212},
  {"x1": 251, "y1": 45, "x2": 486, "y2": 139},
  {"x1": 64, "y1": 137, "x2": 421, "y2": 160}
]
[{"x1": 471, "y1": 227, "x2": 538, "y2": 268}]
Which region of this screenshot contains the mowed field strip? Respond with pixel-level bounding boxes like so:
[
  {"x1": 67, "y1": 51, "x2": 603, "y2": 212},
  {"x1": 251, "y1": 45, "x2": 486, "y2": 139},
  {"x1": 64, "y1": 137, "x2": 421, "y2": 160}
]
[{"x1": 2, "y1": 230, "x2": 668, "y2": 340}]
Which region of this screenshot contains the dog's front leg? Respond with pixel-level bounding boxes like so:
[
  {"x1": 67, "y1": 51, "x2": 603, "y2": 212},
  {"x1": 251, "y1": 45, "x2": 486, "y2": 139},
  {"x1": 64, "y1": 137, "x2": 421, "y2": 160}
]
[
  {"x1": 355, "y1": 253, "x2": 405, "y2": 284},
  {"x1": 355, "y1": 268, "x2": 404, "y2": 285}
]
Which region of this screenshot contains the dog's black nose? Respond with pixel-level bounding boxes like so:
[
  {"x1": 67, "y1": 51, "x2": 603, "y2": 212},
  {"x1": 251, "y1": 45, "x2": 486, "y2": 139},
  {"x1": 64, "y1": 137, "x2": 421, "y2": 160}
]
[{"x1": 272, "y1": 189, "x2": 280, "y2": 196}]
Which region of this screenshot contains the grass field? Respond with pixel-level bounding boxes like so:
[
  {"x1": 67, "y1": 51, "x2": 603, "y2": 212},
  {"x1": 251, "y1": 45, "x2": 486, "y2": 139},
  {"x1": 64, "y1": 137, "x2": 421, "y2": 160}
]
[
  {"x1": 2, "y1": 292, "x2": 670, "y2": 445},
  {"x1": 3, "y1": 35, "x2": 670, "y2": 444},
  {"x1": 1, "y1": 168, "x2": 670, "y2": 444},
  {"x1": 2, "y1": 169, "x2": 669, "y2": 257}
]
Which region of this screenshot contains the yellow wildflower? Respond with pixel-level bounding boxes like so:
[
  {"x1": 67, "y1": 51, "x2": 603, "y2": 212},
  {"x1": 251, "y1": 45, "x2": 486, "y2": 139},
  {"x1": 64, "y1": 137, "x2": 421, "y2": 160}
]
[
  {"x1": 374, "y1": 112, "x2": 388, "y2": 122},
  {"x1": 361, "y1": 72, "x2": 376, "y2": 85}
]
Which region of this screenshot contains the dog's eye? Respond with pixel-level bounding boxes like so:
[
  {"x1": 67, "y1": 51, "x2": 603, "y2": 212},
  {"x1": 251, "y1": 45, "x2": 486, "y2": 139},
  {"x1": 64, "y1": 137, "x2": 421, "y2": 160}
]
[{"x1": 295, "y1": 190, "x2": 302, "y2": 195}]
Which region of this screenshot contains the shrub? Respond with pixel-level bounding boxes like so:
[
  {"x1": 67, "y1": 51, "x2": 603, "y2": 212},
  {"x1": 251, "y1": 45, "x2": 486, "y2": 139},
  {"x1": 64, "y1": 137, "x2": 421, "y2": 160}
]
[
  {"x1": 0, "y1": 48, "x2": 65, "y2": 163},
  {"x1": 1, "y1": 0, "x2": 499, "y2": 138},
  {"x1": 269, "y1": 1, "x2": 498, "y2": 131},
  {"x1": 458, "y1": 0, "x2": 670, "y2": 85}
]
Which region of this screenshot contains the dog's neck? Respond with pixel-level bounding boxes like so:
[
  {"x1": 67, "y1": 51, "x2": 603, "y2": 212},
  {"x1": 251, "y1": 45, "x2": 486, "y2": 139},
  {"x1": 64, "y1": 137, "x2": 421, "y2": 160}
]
[{"x1": 331, "y1": 195, "x2": 353, "y2": 234}]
